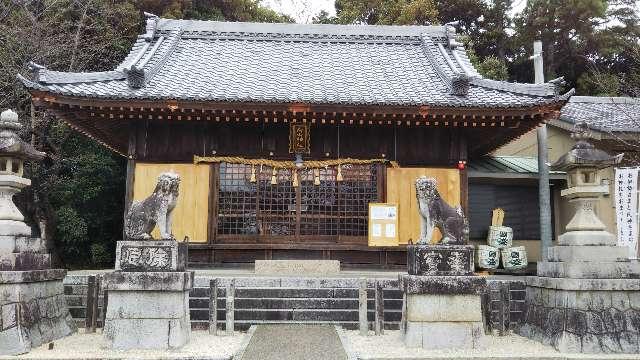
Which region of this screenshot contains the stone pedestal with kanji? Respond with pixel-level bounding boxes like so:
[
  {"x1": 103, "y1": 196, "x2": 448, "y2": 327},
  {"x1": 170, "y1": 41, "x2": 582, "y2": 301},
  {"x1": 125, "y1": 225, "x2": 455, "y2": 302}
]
[
  {"x1": 102, "y1": 240, "x2": 193, "y2": 350},
  {"x1": 401, "y1": 241, "x2": 485, "y2": 348}
]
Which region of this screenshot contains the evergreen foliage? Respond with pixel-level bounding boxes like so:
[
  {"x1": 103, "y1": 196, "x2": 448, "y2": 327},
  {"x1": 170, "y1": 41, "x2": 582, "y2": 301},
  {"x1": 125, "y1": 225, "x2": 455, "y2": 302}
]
[
  {"x1": 1, "y1": 0, "x2": 638, "y2": 268},
  {"x1": 0, "y1": 0, "x2": 290, "y2": 268}
]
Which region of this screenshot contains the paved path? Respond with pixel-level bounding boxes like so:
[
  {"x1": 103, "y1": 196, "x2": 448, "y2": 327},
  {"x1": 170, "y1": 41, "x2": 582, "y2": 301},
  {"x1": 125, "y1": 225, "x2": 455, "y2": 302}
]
[{"x1": 240, "y1": 324, "x2": 348, "y2": 360}]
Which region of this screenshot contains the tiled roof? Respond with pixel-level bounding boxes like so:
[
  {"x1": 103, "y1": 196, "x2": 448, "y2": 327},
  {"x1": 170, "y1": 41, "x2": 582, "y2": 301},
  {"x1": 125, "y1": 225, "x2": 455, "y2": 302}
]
[
  {"x1": 559, "y1": 96, "x2": 640, "y2": 133},
  {"x1": 19, "y1": 16, "x2": 572, "y2": 108},
  {"x1": 468, "y1": 156, "x2": 565, "y2": 179}
]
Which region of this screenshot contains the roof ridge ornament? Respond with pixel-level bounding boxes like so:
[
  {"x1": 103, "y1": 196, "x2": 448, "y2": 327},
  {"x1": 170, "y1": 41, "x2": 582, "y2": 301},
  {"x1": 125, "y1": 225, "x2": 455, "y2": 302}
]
[
  {"x1": 450, "y1": 73, "x2": 470, "y2": 96},
  {"x1": 444, "y1": 22, "x2": 462, "y2": 49},
  {"x1": 143, "y1": 12, "x2": 159, "y2": 42},
  {"x1": 28, "y1": 62, "x2": 46, "y2": 82}
]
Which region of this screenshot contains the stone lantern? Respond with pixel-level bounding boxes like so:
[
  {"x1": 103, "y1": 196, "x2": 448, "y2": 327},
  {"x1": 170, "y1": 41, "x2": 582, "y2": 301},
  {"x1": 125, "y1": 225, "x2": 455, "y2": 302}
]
[
  {"x1": 520, "y1": 122, "x2": 640, "y2": 354},
  {"x1": 0, "y1": 109, "x2": 74, "y2": 356},
  {"x1": 0, "y1": 109, "x2": 45, "y2": 236},
  {"x1": 550, "y1": 122, "x2": 623, "y2": 242}
]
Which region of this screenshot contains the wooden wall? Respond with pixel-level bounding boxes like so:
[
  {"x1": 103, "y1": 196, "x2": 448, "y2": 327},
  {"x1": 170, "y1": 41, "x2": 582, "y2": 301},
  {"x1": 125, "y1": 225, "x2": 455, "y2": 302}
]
[
  {"x1": 386, "y1": 168, "x2": 461, "y2": 244},
  {"x1": 133, "y1": 163, "x2": 210, "y2": 242},
  {"x1": 133, "y1": 120, "x2": 465, "y2": 166}
]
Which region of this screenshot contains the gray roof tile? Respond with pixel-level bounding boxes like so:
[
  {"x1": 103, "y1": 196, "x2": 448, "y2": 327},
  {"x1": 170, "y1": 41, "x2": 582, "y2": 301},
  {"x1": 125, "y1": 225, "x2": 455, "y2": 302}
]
[
  {"x1": 560, "y1": 96, "x2": 640, "y2": 133},
  {"x1": 19, "y1": 18, "x2": 571, "y2": 108}
]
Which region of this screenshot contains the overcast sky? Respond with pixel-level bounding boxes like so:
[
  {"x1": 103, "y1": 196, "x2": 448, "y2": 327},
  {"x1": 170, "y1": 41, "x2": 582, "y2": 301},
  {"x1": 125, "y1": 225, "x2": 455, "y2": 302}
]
[{"x1": 262, "y1": 0, "x2": 528, "y2": 24}]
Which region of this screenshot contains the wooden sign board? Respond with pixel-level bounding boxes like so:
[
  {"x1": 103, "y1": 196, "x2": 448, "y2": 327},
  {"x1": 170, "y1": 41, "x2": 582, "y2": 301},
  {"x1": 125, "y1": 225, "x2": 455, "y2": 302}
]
[{"x1": 368, "y1": 203, "x2": 399, "y2": 247}]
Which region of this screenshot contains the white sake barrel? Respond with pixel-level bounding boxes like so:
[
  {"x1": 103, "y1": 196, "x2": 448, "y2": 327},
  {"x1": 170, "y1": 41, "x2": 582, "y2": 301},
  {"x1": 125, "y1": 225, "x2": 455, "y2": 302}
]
[
  {"x1": 487, "y1": 226, "x2": 513, "y2": 249},
  {"x1": 476, "y1": 245, "x2": 499, "y2": 269},
  {"x1": 501, "y1": 246, "x2": 528, "y2": 270}
]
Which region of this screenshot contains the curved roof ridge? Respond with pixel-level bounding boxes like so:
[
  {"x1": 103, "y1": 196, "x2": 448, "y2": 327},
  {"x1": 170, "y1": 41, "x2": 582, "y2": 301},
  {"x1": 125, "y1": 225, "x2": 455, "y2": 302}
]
[
  {"x1": 156, "y1": 18, "x2": 447, "y2": 38},
  {"x1": 569, "y1": 96, "x2": 640, "y2": 104},
  {"x1": 27, "y1": 67, "x2": 126, "y2": 84},
  {"x1": 470, "y1": 77, "x2": 561, "y2": 97}
]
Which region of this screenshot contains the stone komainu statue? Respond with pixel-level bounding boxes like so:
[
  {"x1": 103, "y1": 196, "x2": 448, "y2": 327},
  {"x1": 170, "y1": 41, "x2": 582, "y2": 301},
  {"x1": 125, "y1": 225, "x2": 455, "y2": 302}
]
[
  {"x1": 415, "y1": 176, "x2": 469, "y2": 245},
  {"x1": 124, "y1": 172, "x2": 180, "y2": 240}
]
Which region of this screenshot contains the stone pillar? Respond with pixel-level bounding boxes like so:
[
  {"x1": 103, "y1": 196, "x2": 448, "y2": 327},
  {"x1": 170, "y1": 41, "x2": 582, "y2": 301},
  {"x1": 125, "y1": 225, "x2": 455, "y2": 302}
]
[
  {"x1": 103, "y1": 240, "x2": 193, "y2": 350},
  {"x1": 0, "y1": 109, "x2": 76, "y2": 355},
  {"x1": 401, "y1": 245, "x2": 486, "y2": 349}
]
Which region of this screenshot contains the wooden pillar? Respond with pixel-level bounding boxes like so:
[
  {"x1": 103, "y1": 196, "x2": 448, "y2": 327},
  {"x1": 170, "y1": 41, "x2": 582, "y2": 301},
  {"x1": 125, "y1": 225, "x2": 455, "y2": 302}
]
[
  {"x1": 123, "y1": 122, "x2": 136, "y2": 239},
  {"x1": 358, "y1": 278, "x2": 368, "y2": 336}
]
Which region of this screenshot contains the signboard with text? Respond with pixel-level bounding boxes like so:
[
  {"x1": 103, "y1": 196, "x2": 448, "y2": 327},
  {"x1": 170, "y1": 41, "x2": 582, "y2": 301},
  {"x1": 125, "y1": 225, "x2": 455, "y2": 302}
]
[
  {"x1": 368, "y1": 203, "x2": 399, "y2": 247},
  {"x1": 615, "y1": 167, "x2": 639, "y2": 259}
]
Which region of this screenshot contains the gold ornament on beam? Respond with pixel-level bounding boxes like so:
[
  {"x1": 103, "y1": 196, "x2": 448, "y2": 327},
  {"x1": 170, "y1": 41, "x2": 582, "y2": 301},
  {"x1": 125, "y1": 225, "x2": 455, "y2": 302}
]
[
  {"x1": 314, "y1": 168, "x2": 320, "y2": 186},
  {"x1": 250, "y1": 165, "x2": 257, "y2": 183},
  {"x1": 292, "y1": 169, "x2": 299, "y2": 187},
  {"x1": 194, "y1": 155, "x2": 398, "y2": 169},
  {"x1": 271, "y1": 168, "x2": 277, "y2": 185},
  {"x1": 336, "y1": 164, "x2": 343, "y2": 182}
]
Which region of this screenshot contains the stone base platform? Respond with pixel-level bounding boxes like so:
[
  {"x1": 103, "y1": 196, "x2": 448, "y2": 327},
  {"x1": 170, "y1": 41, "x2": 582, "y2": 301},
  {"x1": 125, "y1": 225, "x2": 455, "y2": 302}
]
[
  {"x1": 102, "y1": 271, "x2": 194, "y2": 350},
  {"x1": 0, "y1": 269, "x2": 76, "y2": 355},
  {"x1": 518, "y1": 276, "x2": 640, "y2": 353},
  {"x1": 400, "y1": 274, "x2": 486, "y2": 350},
  {"x1": 254, "y1": 260, "x2": 340, "y2": 275}
]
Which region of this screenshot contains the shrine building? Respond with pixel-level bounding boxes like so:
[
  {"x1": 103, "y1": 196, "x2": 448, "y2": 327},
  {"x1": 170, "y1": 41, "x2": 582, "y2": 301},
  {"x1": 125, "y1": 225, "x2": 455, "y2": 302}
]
[{"x1": 19, "y1": 16, "x2": 572, "y2": 267}]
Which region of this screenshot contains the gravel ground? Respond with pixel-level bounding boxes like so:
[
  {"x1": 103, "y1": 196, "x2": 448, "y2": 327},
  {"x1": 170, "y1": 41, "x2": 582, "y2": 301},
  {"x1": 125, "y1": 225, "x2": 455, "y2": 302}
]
[
  {"x1": 1, "y1": 329, "x2": 246, "y2": 360},
  {"x1": 343, "y1": 330, "x2": 640, "y2": 360},
  {"x1": 241, "y1": 324, "x2": 348, "y2": 360}
]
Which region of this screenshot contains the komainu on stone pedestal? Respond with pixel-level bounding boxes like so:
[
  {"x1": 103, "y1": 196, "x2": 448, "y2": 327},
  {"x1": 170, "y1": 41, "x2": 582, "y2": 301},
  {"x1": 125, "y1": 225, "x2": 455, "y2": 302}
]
[
  {"x1": 105, "y1": 171, "x2": 193, "y2": 350},
  {"x1": 401, "y1": 177, "x2": 484, "y2": 350}
]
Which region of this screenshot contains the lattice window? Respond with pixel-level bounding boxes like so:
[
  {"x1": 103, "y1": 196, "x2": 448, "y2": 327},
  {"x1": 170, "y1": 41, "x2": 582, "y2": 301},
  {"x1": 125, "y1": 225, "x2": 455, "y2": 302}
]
[
  {"x1": 217, "y1": 163, "x2": 258, "y2": 235},
  {"x1": 337, "y1": 164, "x2": 378, "y2": 236},
  {"x1": 256, "y1": 167, "x2": 296, "y2": 236},
  {"x1": 216, "y1": 163, "x2": 379, "y2": 238},
  {"x1": 299, "y1": 168, "x2": 339, "y2": 236}
]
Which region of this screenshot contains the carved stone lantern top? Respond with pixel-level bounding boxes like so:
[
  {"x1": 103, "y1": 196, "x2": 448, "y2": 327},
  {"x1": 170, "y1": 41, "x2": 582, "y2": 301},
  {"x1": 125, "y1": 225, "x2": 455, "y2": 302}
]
[
  {"x1": 551, "y1": 122, "x2": 623, "y2": 172},
  {"x1": 0, "y1": 109, "x2": 46, "y2": 163}
]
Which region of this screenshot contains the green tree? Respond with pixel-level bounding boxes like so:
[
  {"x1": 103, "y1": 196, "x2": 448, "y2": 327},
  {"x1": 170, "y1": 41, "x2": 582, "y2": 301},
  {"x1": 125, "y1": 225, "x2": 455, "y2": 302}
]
[
  {"x1": 0, "y1": 0, "x2": 289, "y2": 268},
  {"x1": 510, "y1": 0, "x2": 639, "y2": 91},
  {"x1": 333, "y1": 0, "x2": 438, "y2": 25}
]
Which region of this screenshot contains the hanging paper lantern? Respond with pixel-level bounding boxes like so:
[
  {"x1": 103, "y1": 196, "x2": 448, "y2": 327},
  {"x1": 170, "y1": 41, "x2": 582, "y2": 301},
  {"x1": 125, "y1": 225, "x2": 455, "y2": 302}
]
[
  {"x1": 250, "y1": 165, "x2": 257, "y2": 183},
  {"x1": 336, "y1": 164, "x2": 344, "y2": 182},
  {"x1": 314, "y1": 168, "x2": 320, "y2": 186},
  {"x1": 271, "y1": 168, "x2": 277, "y2": 185},
  {"x1": 292, "y1": 169, "x2": 299, "y2": 187}
]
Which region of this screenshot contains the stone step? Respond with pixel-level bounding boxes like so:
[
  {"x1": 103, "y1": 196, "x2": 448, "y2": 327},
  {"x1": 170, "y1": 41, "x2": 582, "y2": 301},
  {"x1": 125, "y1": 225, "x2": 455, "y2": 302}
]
[
  {"x1": 537, "y1": 261, "x2": 640, "y2": 279},
  {"x1": 0, "y1": 252, "x2": 50, "y2": 270},
  {"x1": 547, "y1": 245, "x2": 630, "y2": 262}
]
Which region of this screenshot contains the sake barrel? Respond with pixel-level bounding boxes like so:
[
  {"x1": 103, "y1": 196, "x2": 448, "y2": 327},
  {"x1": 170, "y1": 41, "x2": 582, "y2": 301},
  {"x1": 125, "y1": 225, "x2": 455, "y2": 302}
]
[
  {"x1": 487, "y1": 226, "x2": 513, "y2": 249},
  {"x1": 476, "y1": 245, "x2": 499, "y2": 269},
  {"x1": 501, "y1": 246, "x2": 528, "y2": 270}
]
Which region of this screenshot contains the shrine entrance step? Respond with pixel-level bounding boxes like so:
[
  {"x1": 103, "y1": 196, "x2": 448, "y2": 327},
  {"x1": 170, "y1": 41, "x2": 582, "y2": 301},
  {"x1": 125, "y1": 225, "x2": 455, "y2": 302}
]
[{"x1": 239, "y1": 324, "x2": 348, "y2": 360}]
